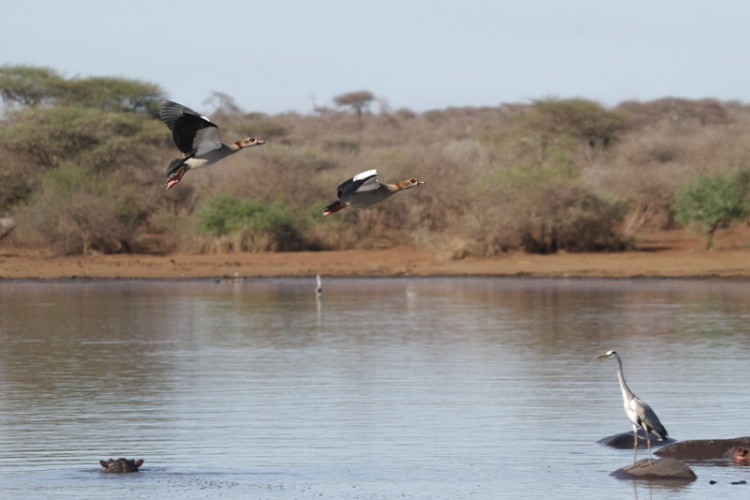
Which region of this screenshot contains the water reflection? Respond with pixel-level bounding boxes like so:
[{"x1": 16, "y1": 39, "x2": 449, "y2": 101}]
[{"x1": 0, "y1": 278, "x2": 749, "y2": 498}]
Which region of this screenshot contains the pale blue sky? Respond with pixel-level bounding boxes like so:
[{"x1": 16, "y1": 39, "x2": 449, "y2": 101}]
[{"x1": 3, "y1": 0, "x2": 749, "y2": 115}]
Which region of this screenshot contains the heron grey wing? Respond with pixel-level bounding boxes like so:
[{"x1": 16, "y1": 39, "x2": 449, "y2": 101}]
[
  {"x1": 641, "y1": 402, "x2": 668, "y2": 439},
  {"x1": 635, "y1": 399, "x2": 668, "y2": 438}
]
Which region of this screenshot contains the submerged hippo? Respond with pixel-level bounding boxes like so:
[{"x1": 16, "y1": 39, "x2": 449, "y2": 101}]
[
  {"x1": 656, "y1": 437, "x2": 750, "y2": 461},
  {"x1": 99, "y1": 458, "x2": 144, "y2": 473}
]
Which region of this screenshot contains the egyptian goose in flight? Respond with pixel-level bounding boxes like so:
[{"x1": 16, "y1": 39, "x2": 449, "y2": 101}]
[
  {"x1": 323, "y1": 169, "x2": 424, "y2": 215},
  {"x1": 158, "y1": 101, "x2": 265, "y2": 189}
]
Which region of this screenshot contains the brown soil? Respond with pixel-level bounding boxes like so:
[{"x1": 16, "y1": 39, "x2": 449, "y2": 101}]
[{"x1": 1, "y1": 228, "x2": 749, "y2": 280}]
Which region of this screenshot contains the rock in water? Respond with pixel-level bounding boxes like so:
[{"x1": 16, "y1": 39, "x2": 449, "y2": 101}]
[{"x1": 610, "y1": 458, "x2": 696, "y2": 481}]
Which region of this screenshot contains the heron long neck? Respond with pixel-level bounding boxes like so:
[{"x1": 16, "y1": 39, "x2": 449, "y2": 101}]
[{"x1": 614, "y1": 354, "x2": 636, "y2": 402}]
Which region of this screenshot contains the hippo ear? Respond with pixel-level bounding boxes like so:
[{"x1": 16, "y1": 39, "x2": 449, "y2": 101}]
[
  {"x1": 134, "y1": 459, "x2": 144, "y2": 467},
  {"x1": 100, "y1": 460, "x2": 111, "y2": 468}
]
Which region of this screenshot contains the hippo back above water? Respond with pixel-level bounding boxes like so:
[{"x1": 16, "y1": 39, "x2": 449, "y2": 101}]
[{"x1": 100, "y1": 458, "x2": 144, "y2": 473}]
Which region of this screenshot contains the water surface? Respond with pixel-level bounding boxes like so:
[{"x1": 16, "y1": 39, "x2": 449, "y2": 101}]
[{"x1": 1, "y1": 278, "x2": 749, "y2": 498}]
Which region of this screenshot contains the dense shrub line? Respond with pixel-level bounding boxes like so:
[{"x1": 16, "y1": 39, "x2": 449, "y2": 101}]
[{"x1": 1, "y1": 64, "x2": 749, "y2": 255}]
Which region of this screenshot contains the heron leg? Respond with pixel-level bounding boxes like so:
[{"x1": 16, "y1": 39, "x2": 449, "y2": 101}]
[
  {"x1": 646, "y1": 432, "x2": 653, "y2": 465},
  {"x1": 632, "y1": 424, "x2": 639, "y2": 466}
]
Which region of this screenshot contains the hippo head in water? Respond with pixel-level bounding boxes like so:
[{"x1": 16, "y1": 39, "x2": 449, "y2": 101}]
[
  {"x1": 729, "y1": 447, "x2": 750, "y2": 466},
  {"x1": 99, "y1": 458, "x2": 144, "y2": 473}
]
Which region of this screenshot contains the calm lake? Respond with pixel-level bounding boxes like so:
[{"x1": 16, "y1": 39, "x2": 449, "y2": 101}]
[{"x1": 0, "y1": 277, "x2": 748, "y2": 499}]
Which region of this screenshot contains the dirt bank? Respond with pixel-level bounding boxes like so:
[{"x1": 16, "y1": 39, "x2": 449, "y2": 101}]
[{"x1": 1, "y1": 229, "x2": 749, "y2": 280}]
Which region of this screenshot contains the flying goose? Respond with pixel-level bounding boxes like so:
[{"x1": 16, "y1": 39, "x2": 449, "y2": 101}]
[
  {"x1": 158, "y1": 100, "x2": 265, "y2": 189},
  {"x1": 323, "y1": 169, "x2": 424, "y2": 215}
]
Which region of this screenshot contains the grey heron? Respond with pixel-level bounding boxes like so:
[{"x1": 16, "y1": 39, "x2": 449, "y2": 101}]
[{"x1": 596, "y1": 349, "x2": 668, "y2": 465}]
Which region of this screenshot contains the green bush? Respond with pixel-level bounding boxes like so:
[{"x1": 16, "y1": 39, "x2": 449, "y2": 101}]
[
  {"x1": 0, "y1": 106, "x2": 164, "y2": 170},
  {"x1": 517, "y1": 98, "x2": 625, "y2": 149},
  {"x1": 517, "y1": 186, "x2": 631, "y2": 253},
  {"x1": 674, "y1": 170, "x2": 750, "y2": 249},
  {"x1": 14, "y1": 163, "x2": 151, "y2": 254},
  {"x1": 197, "y1": 194, "x2": 312, "y2": 251},
  {"x1": 0, "y1": 154, "x2": 37, "y2": 210},
  {"x1": 464, "y1": 165, "x2": 630, "y2": 255}
]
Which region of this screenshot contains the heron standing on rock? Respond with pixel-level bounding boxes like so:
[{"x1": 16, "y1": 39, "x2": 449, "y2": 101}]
[{"x1": 596, "y1": 349, "x2": 668, "y2": 466}]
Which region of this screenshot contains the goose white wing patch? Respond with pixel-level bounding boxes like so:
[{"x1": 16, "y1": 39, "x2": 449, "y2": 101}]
[
  {"x1": 353, "y1": 169, "x2": 378, "y2": 181},
  {"x1": 353, "y1": 169, "x2": 380, "y2": 192}
]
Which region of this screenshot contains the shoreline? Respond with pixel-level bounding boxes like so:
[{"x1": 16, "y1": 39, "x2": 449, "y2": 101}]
[
  {"x1": 3, "y1": 274, "x2": 749, "y2": 283},
  {"x1": 2, "y1": 232, "x2": 750, "y2": 280}
]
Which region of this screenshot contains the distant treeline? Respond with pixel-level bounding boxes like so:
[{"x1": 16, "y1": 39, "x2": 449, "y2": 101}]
[{"x1": 0, "y1": 64, "x2": 748, "y2": 255}]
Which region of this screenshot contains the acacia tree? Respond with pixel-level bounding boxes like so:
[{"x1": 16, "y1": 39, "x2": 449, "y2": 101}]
[
  {"x1": 0, "y1": 65, "x2": 64, "y2": 107},
  {"x1": 0, "y1": 65, "x2": 164, "y2": 115},
  {"x1": 333, "y1": 90, "x2": 375, "y2": 131},
  {"x1": 0, "y1": 67, "x2": 169, "y2": 254},
  {"x1": 674, "y1": 170, "x2": 750, "y2": 250},
  {"x1": 204, "y1": 90, "x2": 244, "y2": 116},
  {"x1": 518, "y1": 98, "x2": 625, "y2": 150},
  {"x1": 55, "y1": 76, "x2": 164, "y2": 115}
]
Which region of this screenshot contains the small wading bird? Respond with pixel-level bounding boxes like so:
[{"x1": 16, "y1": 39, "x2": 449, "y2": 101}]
[
  {"x1": 158, "y1": 101, "x2": 265, "y2": 189},
  {"x1": 315, "y1": 274, "x2": 323, "y2": 296},
  {"x1": 597, "y1": 350, "x2": 668, "y2": 466},
  {"x1": 323, "y1": 169, "x2": 424, "y2": 215}
]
